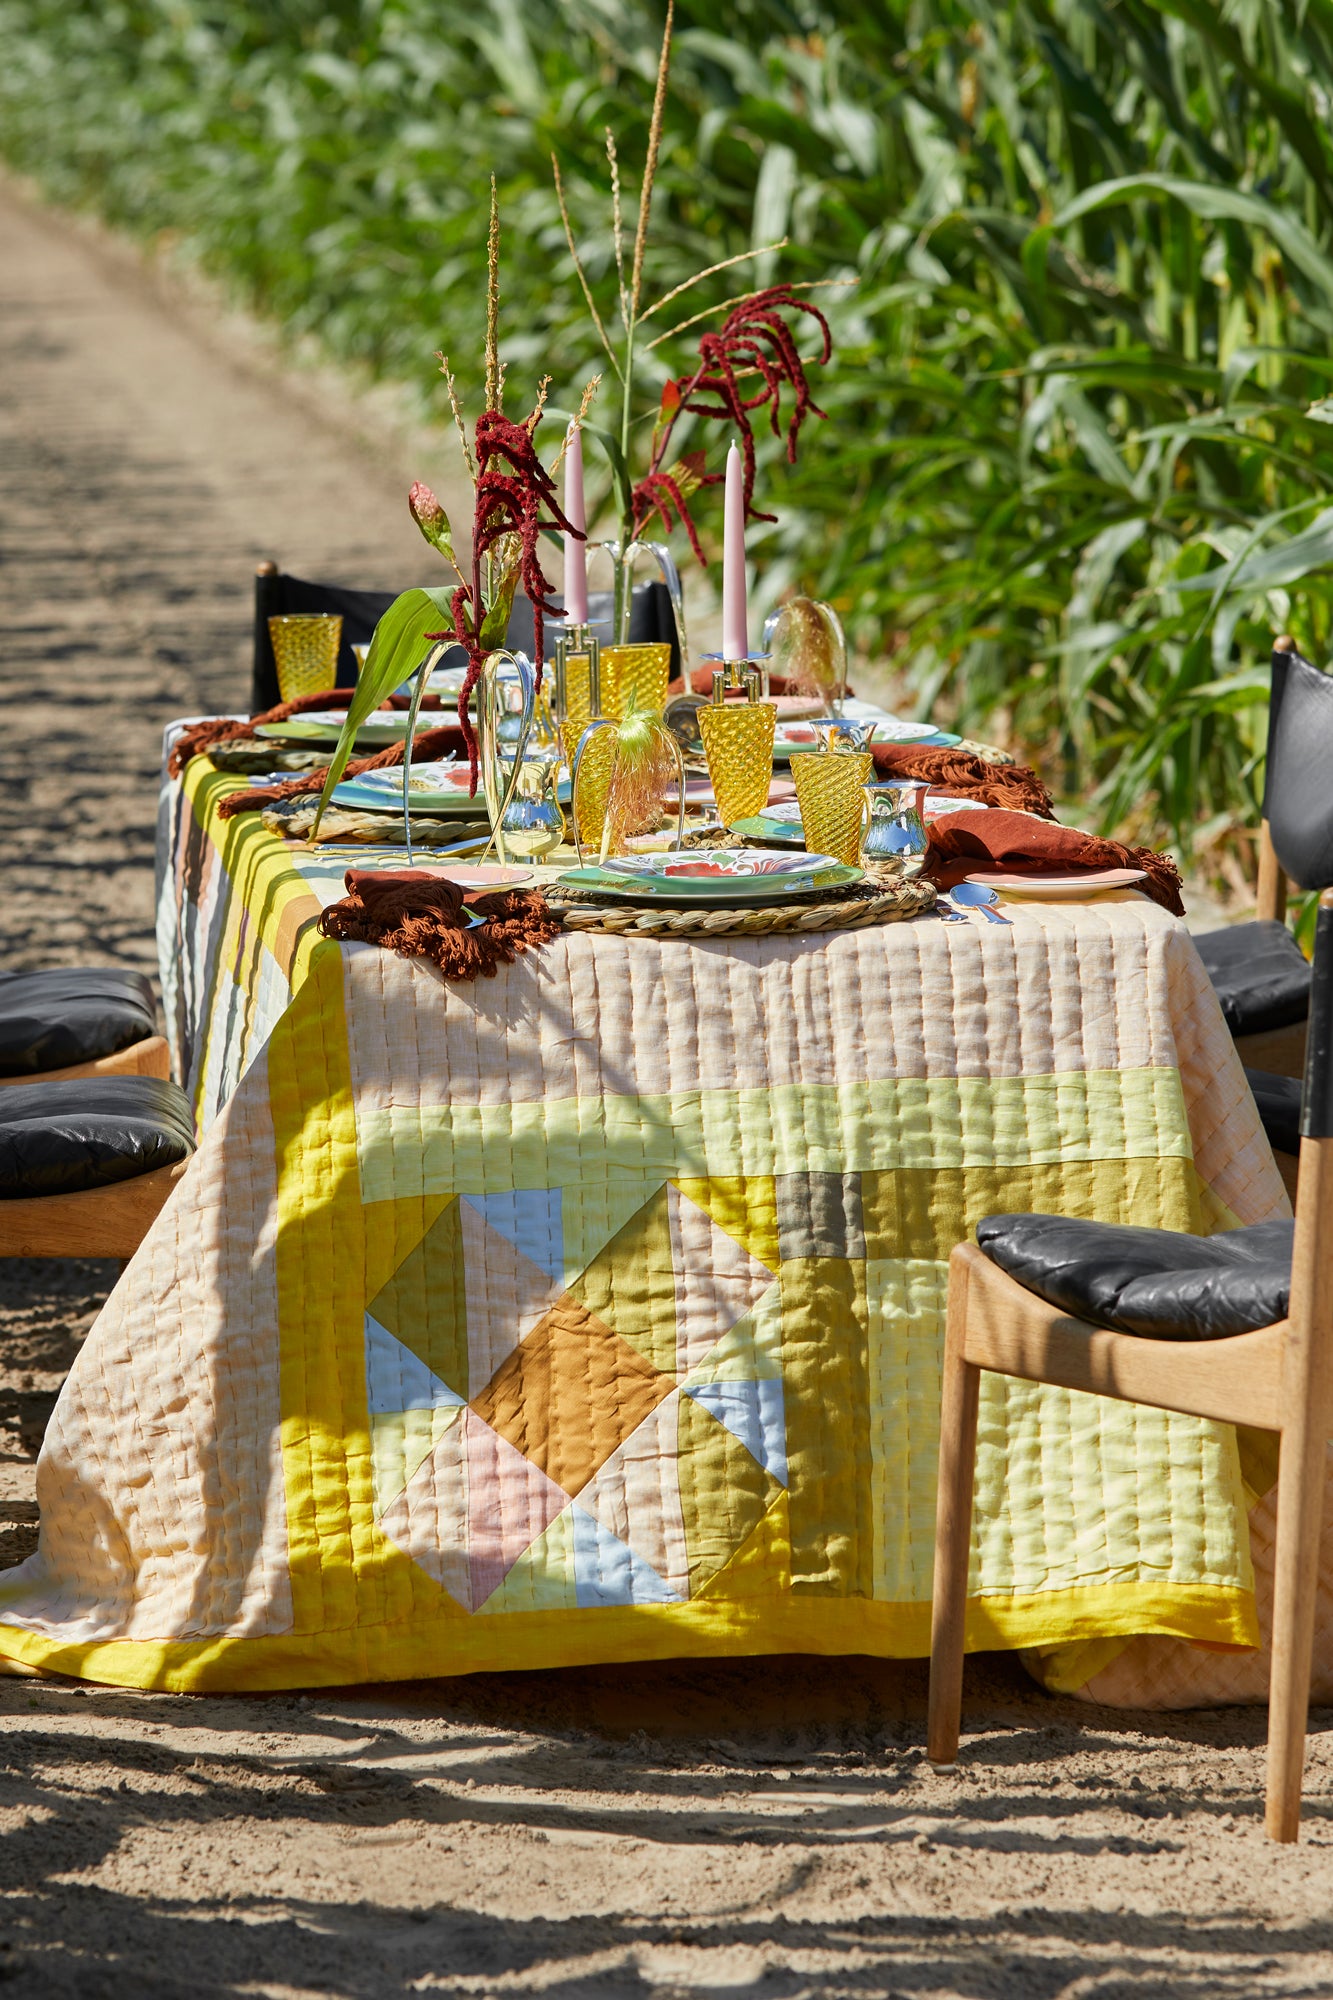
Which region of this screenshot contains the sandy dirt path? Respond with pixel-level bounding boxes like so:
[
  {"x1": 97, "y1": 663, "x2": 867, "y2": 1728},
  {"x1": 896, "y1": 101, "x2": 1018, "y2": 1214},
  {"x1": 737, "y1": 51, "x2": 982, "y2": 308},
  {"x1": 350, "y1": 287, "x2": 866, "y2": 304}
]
[{"x1": 1, "y1": 175, "x2": 1332, "y2": 1998}]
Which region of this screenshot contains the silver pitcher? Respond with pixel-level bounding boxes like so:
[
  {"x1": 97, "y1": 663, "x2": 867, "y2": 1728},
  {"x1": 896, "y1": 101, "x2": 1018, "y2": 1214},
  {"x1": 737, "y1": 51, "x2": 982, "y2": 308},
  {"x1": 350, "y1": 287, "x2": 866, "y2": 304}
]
[
  {"x1": 476, "y1": 650, "x2": 536, "y2": 865},
  {"x1": 497, "y1": 746, "x2": 566, "y2": 862},
  {"x1": 860, "y1": 781, "x2": 928, "y2": 884}
]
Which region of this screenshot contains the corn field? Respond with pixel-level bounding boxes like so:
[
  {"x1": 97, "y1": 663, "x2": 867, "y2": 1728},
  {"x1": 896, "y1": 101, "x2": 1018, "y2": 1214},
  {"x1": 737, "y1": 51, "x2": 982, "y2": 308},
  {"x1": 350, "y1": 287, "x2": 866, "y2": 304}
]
[{"x1": 5, "y1": 0, "x2": 1333, "y2": 869}]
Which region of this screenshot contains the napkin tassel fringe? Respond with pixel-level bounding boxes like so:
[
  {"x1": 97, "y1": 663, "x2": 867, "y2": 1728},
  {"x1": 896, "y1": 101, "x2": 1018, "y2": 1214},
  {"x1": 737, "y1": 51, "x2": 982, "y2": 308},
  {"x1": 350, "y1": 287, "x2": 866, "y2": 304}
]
[
  {"x1": 215, "y1": 724, "x2": 467, "y2": 819},
  {"x1": 168, "y1": 687, "x2": 456, "y2": 779},
  {"x1": 317, "y1": 874, "x2": 562, "y2": 981}
]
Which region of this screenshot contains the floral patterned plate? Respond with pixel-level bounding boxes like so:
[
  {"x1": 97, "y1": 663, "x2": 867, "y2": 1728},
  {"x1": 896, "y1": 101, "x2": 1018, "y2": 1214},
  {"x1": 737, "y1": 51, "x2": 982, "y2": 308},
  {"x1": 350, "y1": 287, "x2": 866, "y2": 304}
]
[{"x1": 555, "y1": 849, "x2": 862, "y2": 905}]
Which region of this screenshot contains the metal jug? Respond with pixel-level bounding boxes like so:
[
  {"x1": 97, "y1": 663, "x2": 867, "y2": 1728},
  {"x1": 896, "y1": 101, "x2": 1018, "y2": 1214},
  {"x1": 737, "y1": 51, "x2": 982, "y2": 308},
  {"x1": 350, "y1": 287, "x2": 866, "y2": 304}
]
[
  {"x1": 860, "y1": 781, "x2": 928, "y2": 884},
  {"x1": 498, "y1": 747, "x2": 566, "y2": 862},
  {"x1": 476, "y1": 650, "x2": 536, "y2": 864}
]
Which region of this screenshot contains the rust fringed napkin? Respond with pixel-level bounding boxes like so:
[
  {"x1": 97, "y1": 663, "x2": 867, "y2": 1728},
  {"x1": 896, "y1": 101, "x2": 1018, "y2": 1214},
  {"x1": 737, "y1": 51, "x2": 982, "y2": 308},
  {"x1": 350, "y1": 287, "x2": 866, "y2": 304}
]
[
  {"x1": 317, "y1": 870, "x2": 563, "y2": 980},
  {"x1": 167, "y1": 687, "x2": 457, "y2": 778},
  {"x1": 216, "y1": 723, "x2": 468, "y2": 819},
  {"x1": 871, "y1": 744, "x2": 1056, "y2": 818},
  {"x1": 926, "y1": 809, "x2": 1185, "y2": 915}
]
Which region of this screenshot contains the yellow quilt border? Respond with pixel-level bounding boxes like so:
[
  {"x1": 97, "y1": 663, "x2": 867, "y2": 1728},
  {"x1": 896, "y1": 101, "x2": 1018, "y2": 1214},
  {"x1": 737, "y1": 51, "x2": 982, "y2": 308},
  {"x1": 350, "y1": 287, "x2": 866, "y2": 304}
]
[{"x1": 0, "y1": 1580, "x2": 1256, "y2": 1694}]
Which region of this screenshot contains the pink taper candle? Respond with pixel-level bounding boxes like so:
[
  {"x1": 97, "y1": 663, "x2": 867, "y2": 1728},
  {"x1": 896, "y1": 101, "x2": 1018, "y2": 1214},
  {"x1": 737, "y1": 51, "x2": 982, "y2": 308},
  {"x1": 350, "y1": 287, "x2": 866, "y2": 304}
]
[
  {"x1": 563, "y1": 424, "x2": 588, "y2": 627},
  {"x1": 721, "y1": 441, "x2": 749, "y2": 661}
]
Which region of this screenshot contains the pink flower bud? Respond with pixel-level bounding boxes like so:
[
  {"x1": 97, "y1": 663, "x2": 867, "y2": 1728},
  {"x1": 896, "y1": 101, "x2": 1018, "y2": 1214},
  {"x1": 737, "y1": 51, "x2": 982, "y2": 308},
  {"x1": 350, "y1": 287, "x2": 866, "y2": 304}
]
[{"x1": 409, "y1": 482, "x2": 453, "y2": 557}]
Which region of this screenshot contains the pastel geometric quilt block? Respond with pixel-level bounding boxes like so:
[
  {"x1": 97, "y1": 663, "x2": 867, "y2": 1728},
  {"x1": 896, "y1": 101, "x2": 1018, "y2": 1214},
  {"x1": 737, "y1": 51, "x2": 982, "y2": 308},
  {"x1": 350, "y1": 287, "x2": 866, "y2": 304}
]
[
  {"x1": 365, "y1": 1171, "x2": 792, "y2": 1615},
  {"x1": 471, "y1": 1294, "x2": 673, "y2": 1498},
  {"x1": 377, "y1": 1406, "x2": 568, "y2": 1613}
]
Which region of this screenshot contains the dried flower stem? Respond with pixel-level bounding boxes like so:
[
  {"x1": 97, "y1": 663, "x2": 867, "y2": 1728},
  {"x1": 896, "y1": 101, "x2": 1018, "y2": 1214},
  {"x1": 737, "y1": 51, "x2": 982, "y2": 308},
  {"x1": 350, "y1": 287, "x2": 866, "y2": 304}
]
[
  {"x1": 526, "y1": 375, "x2": 552, "y2": 437},
  {"x1": 646, "y1": 276, "x2": 857, "y2": 351},
  {"x1": 607, "y1": 130, "x2": 629, "y2": 330},
  {"x1": 485, "y1": 176, "x2": 502, "y2": 412},
  {"x1": 640, "y1": 240, "x2": 789, "y2": 324},
  {"x1": 547, "y1": 374, "x2": 603, "y2": 479},
  {"x1": 552, "y1": 152, "x2": 622, "y2": 377},
  {"x1": 630, "y1": 0, "x2": 674, "y2": 318},
  {"x1": 436, "y1": 351, "x2": 478, "y2": 488}
]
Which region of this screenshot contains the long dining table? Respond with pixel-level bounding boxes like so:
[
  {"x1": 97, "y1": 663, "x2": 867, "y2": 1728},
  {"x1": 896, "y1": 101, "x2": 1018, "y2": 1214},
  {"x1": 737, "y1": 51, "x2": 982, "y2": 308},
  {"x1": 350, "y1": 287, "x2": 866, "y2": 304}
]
[{"x1": 0, "y1": 731, "x2": 1289, "y2": 1693}]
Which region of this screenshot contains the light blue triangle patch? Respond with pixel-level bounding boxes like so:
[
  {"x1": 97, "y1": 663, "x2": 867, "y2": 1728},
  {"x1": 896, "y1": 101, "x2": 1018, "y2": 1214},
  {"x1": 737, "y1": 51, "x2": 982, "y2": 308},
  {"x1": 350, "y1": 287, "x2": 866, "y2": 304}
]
[
  {"x1": 684, "y1": 1378, "x2": 787, "y2": 1488},
  {"x1": 364, "y1": 1313, "x2": 466, "y2": 1417},
  {"x1": 570, "y1": 1505, "x2": 683, "y2": 1608},
  {"x1": 461, "y1": 1189, "x2": 564, "y2": 1283}
]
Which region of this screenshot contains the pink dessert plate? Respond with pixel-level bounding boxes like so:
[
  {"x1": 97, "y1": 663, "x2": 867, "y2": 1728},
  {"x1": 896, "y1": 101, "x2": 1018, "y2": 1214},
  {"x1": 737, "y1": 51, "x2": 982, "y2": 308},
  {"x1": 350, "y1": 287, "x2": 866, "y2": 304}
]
[
  {"x1": 966, "y1": 867, "x2": 1147, "y2": 899},
  {"x1": 401, "y1": 863, "x2": 535, "y2": 890}
]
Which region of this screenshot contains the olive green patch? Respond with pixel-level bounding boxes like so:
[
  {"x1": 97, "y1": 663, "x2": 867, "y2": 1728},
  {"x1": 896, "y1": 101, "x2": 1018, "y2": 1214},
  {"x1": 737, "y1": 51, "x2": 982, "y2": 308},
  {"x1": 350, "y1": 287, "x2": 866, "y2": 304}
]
[
  {"x1": 677, "y1": 1391, "x2": 781, "y2": 1596},
  {"x1": 780, "y1": 1255, "x2": 873, "y2": 1597},
  {"x1": 367, "y1": 1196, "x2": 469, "y2": 1400}
]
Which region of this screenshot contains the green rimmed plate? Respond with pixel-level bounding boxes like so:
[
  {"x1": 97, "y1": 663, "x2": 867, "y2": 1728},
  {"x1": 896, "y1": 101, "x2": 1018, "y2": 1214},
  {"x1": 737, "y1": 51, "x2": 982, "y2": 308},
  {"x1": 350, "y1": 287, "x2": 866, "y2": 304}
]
[
  {"x1": 257, "y1": 712, "x2": 413, "y2": 750},
  {"x1": 730, "y1": 813, "x2": 807, "y2": 849},
  {"x1": 554, "y1": 848, "x2": 862, "y2": 906}
]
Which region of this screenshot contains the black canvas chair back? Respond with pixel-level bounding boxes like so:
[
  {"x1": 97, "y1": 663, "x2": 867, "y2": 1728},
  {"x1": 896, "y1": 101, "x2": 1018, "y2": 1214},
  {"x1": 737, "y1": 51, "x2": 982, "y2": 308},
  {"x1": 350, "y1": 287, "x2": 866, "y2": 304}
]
[
  {"x1": 252, "y1": 565, "x2": 402, "y2": 714},
  {"x1": 505, "y1": 582, "x2": 682, "y2": 679},
  {"x1": 1267, "y1": 641, "x2": 1333, "y2": 898},
  {"x1": 253, "y1": 568, "x2": 681, "y2": 715},
  {"x1": 1267, "y1": 641, "x2": 1333, "y2": 1140}
]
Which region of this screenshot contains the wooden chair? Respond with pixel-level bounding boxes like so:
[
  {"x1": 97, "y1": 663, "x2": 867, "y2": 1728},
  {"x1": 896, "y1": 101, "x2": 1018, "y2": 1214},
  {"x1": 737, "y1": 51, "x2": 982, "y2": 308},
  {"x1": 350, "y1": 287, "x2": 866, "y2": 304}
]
[
  {"x1": 0, "y1": 1161, "x2": 190, "y2": 1259},
  {"x1": 0, "y1": 1037, "x2": 169, "y2": 1088},
  {"x1": 251, "y1": 563, "x2": 401, "y2": 714},
  {"x1": 1195, "y1": 638, "x2": 1314, "y2": 1082},
  {"x1": 250, "y1": 562, "x2": 684, "y2": 714},
  {"x1": 0, "y1": 970, "x2": 168, "y2": 1088},
  {"x1": 928, "y1": 643, "x2": 1333, "y2": 1842},
  {"x1": 0, "y1": 1079, "x2": 196, "y2": 1262}
]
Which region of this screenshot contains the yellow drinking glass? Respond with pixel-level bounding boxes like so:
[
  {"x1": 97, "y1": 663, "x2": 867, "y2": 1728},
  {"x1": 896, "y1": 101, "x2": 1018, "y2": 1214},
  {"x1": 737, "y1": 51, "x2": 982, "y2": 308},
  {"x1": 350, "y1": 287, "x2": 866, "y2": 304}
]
[
  {"x1": 791, "y1": 748, "x2": 874, "y2": 865},
  {"x1": 601, "y1": 642, "x2": 672, "y2": 720},
  {"x1": 269, "y1": 614, "x2": 342, "y2": 703},
  {"x1": 560, "y1": 651, "x2": 598, "y2": 767},
  {"x1": 698, "y1": 700, "x2": 777, "y2": 826},
  {"x1": 571, "y1": 721, "x2": 619, "y2": 858}
]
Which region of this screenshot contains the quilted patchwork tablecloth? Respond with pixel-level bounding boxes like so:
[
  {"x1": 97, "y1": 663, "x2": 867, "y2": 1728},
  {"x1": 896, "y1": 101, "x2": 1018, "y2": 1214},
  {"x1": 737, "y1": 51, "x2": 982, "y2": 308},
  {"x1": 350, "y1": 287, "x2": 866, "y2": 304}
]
[{"x1": 0, "y1": 746, "x2": 1290, "y2": 1691}]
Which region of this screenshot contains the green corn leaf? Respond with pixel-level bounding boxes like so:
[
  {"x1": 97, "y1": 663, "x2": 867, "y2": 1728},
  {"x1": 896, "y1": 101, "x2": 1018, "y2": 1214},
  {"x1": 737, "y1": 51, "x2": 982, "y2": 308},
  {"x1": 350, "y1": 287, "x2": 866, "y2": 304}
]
[
  {"x1": 310, "y1": 585, "x2": 457, "y2": 834},
  {"x1": 1051, "y1": 176, "x2": 1333, "y2": 304},
  {"x1": 479, "y1": 561, "x2": 521, "y2": 649}
]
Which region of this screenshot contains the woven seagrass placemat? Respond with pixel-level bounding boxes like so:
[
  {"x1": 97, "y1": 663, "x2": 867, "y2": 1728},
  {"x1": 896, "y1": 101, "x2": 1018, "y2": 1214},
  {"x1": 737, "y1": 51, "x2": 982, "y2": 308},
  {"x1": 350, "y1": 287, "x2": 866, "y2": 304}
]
[{"x1": 547, "y1": 877, "x2": 935, "y2": 936}]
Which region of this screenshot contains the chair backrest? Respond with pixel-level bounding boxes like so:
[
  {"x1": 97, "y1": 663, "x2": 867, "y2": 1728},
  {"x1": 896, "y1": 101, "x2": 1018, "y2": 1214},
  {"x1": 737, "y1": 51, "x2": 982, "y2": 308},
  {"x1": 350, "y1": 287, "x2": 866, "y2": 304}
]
[
  {"x1": 252, "y1": 568, "x2": 681, "y2": 715},
  {"x1": 1266, "y1": 642, "x2": 1333, "y2": 899},
  {"x1": 504, "y1": 580, "x2": 682, "y2": 677},
  {"x1": 1266, "y1": 641, "x2": 1333, "y2": 1146},
  {"x1": 252, "y1": 565, "x2": 403, "y2": 714}
]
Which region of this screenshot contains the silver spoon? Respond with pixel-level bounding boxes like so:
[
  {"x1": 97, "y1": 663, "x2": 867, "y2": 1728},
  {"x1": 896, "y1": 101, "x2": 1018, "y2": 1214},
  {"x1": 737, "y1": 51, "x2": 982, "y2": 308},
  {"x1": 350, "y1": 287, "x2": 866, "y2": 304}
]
[{"x1": 948, "y1": 882, "x2": 1013, "y2": 925}]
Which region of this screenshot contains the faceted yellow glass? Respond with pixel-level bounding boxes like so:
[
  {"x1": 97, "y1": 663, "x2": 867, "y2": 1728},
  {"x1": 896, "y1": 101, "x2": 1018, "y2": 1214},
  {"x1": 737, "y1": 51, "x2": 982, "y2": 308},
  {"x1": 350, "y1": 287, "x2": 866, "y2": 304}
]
[
  {"x1": 791, "y1": 748, "x2": 874, "y2": 865},
  {"x1": 269, "y1": 614, "x2": 343, "y2": 703},
  {"x1": 560, "y1": 652, "x2": 598, "y2": 767},
  {"x1": 698, "y1": 700, "x2": 777, "y2": 826},
  {"x1": 572, "y1": 723, "x2": 619, "y2": 857},
  {"x1": 601, "y1": 643, "x2": 672, "y2": 719}
]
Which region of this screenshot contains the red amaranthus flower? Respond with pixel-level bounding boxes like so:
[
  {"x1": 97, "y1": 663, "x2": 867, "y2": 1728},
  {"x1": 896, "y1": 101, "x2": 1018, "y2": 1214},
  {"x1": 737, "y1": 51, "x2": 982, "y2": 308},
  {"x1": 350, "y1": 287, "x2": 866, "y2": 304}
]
[
  {"x1": 630, "y1": 285, "x2": 833, "y2": 547},
  {"x1": 429, "y1": 410, "x2": 582, "y2": 787}
]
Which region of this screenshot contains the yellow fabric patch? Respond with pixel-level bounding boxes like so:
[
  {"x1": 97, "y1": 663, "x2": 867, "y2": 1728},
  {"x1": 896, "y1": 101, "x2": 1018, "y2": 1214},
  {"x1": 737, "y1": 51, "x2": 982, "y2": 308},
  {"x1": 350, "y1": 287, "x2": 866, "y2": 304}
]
[{"x1": 677, "y1": 1393, "x2": 782, "y2": 1596}]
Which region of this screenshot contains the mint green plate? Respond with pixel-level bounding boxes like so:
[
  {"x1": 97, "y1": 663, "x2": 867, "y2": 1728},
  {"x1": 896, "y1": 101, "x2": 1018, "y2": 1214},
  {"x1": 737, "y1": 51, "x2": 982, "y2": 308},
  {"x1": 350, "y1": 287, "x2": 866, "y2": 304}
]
[
  {"x1": 555, "y1": 852, "x2": 862, "y2": 906},
  {"x1": 731, "y1": 814, "x2": 806, "y2": 848},
  {"x1": 257, "y1": 716, "x2": 411, "y2": 750}
]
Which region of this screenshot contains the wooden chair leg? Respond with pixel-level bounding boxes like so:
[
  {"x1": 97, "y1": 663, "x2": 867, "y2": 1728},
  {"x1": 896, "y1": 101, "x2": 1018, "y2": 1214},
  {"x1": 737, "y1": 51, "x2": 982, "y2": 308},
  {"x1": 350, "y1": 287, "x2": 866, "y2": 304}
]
[
  {"x1": 928, "y1": 1254, "x2": 981, "y2": 1768},
  {"x1": 1265, "y1": 1417, "x2": 1328, "y2": 1840}
]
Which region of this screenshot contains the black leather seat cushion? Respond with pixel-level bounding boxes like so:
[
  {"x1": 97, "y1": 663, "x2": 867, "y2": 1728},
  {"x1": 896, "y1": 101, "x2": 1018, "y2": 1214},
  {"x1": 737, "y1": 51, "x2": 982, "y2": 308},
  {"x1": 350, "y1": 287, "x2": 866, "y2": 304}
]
[
  {"x1": 1194, "y1": 921, "x2": 1311, "y2": 1037},
  {"x1": 0, "y1": 1079, "x2": 195, "y2": 1200},
  {"x1": 0, "y1": 969, "x2": 156, "y2": 1077},
  {"x1": 1246, "y1": 1068, "x2": 1302, "y2": 1157},
  {"x1": 976, "y1": 1213, "x2": 1294, "y2": 1339}
]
